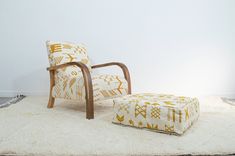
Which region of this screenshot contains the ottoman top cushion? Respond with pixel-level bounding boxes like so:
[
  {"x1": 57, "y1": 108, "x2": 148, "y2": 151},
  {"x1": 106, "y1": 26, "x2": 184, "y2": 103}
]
[{"x1": 114, "y1": 93, "x2": 198, "y2": 111}]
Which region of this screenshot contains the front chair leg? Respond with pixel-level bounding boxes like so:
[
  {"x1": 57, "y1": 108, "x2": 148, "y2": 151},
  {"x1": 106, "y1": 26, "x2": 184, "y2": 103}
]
[
  {"x1": 82, "y1": 68, "x2": 94, "y2": 119},
  {"x1": 48, "y1": 70, "x2": 55, "y2": 108},
  {"x1": 85, "y1": 95, "x2": 94, "y2": 119},
  {"x1": 48, "y1": 95, "x2": 55, "y2": 108}
]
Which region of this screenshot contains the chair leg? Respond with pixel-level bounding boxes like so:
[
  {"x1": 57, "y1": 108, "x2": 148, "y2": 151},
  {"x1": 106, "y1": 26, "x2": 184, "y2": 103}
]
[
  {"x1": 82, "y1": 69, "x2": 94, "y2": 119},
  {"x1": 47, "y1": 95, "x2": 55, "y2": 108},
  {"x1": 47, "y1": 70, "x2": 55, "y2": 108},
  {"x1": 86, "y1": 101, "x2": 94, "y2": 119},
  {"x1": 85, "y1": 87, "x2": 94, "y2": 119},
  {"x1": 86, "y1": 98, "x2": 94, "y2": 119}
]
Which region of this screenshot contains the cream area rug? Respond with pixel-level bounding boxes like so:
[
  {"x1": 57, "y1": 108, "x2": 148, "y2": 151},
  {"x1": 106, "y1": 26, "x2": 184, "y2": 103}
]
[{"x1": 0, "y1": 96, "x2": 235, "y2": 156}]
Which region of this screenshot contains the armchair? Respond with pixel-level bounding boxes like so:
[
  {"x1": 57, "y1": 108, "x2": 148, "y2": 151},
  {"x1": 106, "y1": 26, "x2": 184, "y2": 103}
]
[{"x1": 46, "y1": 41, "x2": 131, "y2": 119}]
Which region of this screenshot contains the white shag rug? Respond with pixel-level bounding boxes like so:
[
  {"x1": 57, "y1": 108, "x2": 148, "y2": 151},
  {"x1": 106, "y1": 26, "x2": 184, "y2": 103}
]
[{"x1": 0, "y1": 96, "x2": 235, "y2": 156}]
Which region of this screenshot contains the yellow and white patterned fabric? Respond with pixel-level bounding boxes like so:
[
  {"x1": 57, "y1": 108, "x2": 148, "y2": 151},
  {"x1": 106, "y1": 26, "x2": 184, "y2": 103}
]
[
  {"x1": 52, "y1": 73, "x2": 128, "y2": 101},
  {"x1": 46, "y1": 41, "x2": 92, "y2": 76},
  {"x1": 46, "y1": 41, "x2": 128, "y2": 101},
  {"x1": 113, "y1": 93, "x2": 200, "y2": 135}
]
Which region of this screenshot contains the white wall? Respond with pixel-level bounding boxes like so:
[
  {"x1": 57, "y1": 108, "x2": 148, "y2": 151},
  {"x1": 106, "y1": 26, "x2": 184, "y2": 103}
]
[{"x1": 0, "y1": 0, "x2": 235, "y2": 97}]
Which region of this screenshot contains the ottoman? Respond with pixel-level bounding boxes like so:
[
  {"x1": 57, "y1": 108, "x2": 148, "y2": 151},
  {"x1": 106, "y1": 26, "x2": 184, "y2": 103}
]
[{"x1": 112, "y1": 93, "x2": 200, "y2": 135}]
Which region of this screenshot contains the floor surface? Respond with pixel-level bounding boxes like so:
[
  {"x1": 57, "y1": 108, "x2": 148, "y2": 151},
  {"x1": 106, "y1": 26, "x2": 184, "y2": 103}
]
[
  {"x1": 0, "y1": 97, "x2": 12, "y2": 104},
  {"x1": 0, "y1": 96, "x2": 235, "y2": 156}
]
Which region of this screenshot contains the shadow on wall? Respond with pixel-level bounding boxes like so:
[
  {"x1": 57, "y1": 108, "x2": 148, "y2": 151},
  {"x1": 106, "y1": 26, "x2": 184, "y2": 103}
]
[{"x1": 13, "y1": 68, "x2": 49, "y2": 96}]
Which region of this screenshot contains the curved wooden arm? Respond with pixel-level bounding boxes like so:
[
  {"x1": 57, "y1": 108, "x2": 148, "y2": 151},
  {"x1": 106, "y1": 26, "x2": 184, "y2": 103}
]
[
  {"x1": 47, "y1": 62, "x2": 94, "y2": 119},
  {"x1": 47, "y1": 62, "x2": 88, "y2": 71},
  {"x1": 92, "y1": 62, "x2": 131, "y2": 94}
]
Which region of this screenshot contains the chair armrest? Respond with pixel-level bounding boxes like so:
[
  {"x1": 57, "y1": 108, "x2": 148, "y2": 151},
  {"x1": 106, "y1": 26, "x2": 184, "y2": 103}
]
[
  {"x1": 91, "y1": 62, "x2": 131, "y2": 94},
  {"x1": 47, "y1": 62, "x2": 89, "y2": 72},
  {"x1": 47, "y1": 62, "x2": 94, "y2": 119}
]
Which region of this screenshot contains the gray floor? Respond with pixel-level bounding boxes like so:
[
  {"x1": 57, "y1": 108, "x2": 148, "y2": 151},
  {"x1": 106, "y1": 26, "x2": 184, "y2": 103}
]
[
  {"x1": 221, "y1": 97, "x2": 235, "y2": 106},
  {"x1": 0, "y1": 97, "x2": 12, "y2": 104},
  {"x1": 0, "y1": 95, "x2": 26, "y2": 108}
]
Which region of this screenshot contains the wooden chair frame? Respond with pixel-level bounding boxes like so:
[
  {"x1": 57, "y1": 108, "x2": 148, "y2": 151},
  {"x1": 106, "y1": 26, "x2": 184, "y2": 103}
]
[{"x1": 47, "y1": 62, "x2": 131, "y2": 119}]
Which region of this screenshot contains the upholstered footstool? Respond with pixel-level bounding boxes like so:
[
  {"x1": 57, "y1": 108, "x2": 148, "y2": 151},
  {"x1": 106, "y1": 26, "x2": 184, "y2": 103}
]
[{"x1": 112, "y1": 93, "x2": 200, "y2": 135}]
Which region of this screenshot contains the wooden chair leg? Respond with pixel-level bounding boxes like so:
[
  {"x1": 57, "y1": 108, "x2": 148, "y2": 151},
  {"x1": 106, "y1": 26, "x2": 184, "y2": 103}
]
[
  {"x1": 85, "y1": 81, "x2": 94, "y2": 119},
  {"x1": 47, "y1": 70, "x2": 55, "y2": 108},
  {"x1": 48, "y1": 95, "x2": 55, "y2": 108},
  {"x1": 82, "y1": 68, "x2": 94, "y2": 119},
  {"x1": 86, "y1": 97, "x2": 94, "y2": 119}
]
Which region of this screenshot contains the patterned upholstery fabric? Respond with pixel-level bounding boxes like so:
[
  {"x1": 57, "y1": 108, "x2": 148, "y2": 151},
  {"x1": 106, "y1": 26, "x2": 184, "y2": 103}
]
[
  {"x1": 52, "y1": 73, "x2": 128, "y2": 101},
  {"x1": 113, "y1": 93, "x2": 200, "y2": 135},
  {"x1": 46, "y1": 41, "x2": 128, "y2": 101},
  {"x1": 46, "y1": 41, "x2": 92, "y2": 76}
]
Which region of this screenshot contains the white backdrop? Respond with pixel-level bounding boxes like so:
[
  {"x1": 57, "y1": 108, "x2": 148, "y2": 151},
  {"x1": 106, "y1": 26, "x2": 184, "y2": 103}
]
[{"x1": 0, "y1": 0, "x2": 234, "y2": 97}]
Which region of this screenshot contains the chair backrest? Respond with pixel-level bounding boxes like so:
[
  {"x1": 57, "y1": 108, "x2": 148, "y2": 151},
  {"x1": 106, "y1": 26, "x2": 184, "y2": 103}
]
[{"x1": 46, "y1": 41, "x2": 92, "y2": 77}]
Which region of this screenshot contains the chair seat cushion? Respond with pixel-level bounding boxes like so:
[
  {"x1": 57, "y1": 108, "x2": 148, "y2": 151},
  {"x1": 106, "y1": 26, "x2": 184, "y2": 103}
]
[
  {"x1": 112, "y1": 93, "x2": 200, "y2": 135},
  {"x1": 52, "y1": 74, "x2": 128, "y2": 101}
]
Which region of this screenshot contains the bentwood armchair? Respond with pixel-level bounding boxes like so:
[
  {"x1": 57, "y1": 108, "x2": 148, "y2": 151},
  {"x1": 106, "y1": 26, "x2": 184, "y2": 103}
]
[{"x1": 46, "y1": 41, "x2": 131, "y2": 119}]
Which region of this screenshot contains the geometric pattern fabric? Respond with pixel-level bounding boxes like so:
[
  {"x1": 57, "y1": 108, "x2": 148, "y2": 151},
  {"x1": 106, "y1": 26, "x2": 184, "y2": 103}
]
[
  {"x1": 113, "y1": 93, "x2": 200, "y2": 135},
  {"x1": 46, "y1": 41, "x2": 128, "y2": 101}
]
